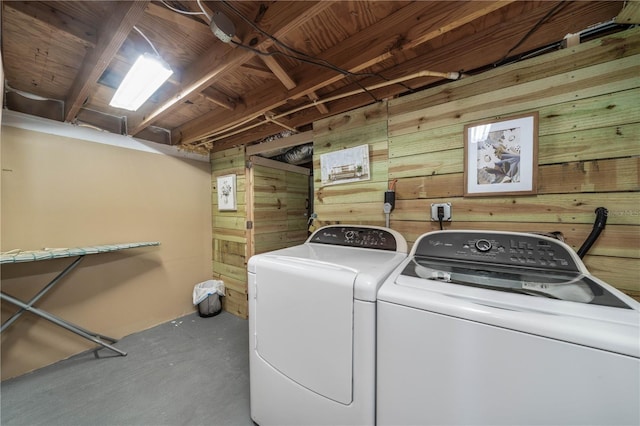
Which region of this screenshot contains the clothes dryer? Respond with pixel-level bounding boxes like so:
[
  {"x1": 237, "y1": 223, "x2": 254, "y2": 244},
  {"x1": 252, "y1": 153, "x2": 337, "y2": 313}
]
[
  {"x1": 377, "y1": 230, "x2": 640, "y2": 426},
  {"x1": 248, "y1": 225, "x2": 407, "y2": 426}
]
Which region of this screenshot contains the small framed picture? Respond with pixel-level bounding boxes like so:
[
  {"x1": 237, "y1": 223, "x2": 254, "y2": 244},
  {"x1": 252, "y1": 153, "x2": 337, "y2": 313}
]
[
  {"x1": 320, "y1": 144, "x2": 370, "y2": 186},
  {"x1": 217, "y1": 174, "x2": 237, "y2": 211},
  {"x1": 464, "y1": 112, "x2": 538, "y2": 197}
]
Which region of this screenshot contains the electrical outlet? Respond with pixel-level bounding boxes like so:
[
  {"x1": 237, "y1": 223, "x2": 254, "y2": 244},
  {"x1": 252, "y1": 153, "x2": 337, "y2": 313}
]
[{"x1": 430, "y1": 203, "x2": 452, "y2": 221}]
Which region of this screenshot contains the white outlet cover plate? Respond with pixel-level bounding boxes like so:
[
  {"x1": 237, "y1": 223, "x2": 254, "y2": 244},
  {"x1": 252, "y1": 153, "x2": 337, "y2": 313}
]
[{"x1": 430, "y1": 203, "x2": 452, "y2": 221}]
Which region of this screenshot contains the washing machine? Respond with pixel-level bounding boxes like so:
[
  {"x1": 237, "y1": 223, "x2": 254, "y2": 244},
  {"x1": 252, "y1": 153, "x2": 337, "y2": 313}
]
[
  {"x1": 377, "y1": 230, "x2": 640, "y2": 426},
  {"x1": 248, "y1": 225, "x2": 407, "y2": 426}
]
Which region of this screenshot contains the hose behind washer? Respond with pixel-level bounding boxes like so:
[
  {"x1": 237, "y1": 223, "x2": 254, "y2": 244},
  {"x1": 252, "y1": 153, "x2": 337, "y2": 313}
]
[{"x1": 577, "y1": 207, "x2": 608, "y2": 258}]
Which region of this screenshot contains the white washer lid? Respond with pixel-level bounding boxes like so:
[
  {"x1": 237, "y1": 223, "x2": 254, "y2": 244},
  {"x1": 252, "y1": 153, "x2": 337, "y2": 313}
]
[{"x1": 379, "y1": 266, "x2": 640, "y2": 358}]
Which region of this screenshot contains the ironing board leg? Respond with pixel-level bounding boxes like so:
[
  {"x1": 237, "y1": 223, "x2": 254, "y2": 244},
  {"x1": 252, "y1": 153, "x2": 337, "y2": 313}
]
[
  {"x1": 0, "y1": 259, "x2": 127, "y2": 357},
  {"x1": 0, "y1": 292, "x2": 127, "y2": 356},
  {"x1": 1, "y1": 255, "x2": 85, "y2": 333}
]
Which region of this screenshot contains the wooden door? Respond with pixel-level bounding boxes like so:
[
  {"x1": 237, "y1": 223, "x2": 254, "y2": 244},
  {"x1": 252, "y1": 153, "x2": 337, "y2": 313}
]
[{"x1": 247, "y1": 156, "x2": 311, "y2": 256}]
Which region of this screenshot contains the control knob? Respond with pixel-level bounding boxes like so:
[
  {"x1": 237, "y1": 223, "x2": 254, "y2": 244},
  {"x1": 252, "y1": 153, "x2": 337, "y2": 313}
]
[{"x1": 475, "y1": 239, "x2": 492, "y2": 252}]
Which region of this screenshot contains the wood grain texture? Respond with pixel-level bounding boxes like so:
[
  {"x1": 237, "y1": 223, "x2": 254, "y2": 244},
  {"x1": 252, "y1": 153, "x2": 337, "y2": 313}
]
[
  {"x1": 211, "y1": 146, "x2": 248, "y2": 318},
  {"x1": 313, "y1": 102, "x2": 389, "y2": 223},
  {"x1": 313, "y1": 28, "x2": 640, "y2": 299},
  {"x1": 251, "y1": 164, "x2": 309, "y2": 255},
  {"x1": 64, "y1": 1, "x2": 149, "y2": 121},
  {"x1": 3, "y1": 1, "x2": 626, "y2": 148},
  {"x1": 4, "y1": 1, "x2": 97, "y2": 47}
]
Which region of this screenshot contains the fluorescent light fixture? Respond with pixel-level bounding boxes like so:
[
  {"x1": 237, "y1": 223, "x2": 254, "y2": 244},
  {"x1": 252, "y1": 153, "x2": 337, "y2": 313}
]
[{"x1": 109, "y1": 53, "x2": 173, "y2": 111}]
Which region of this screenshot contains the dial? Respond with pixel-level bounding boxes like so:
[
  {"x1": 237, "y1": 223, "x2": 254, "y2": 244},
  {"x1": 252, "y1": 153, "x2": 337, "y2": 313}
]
[{"x1": 475, "y1": 239, "x2": 492, "y2": 252}]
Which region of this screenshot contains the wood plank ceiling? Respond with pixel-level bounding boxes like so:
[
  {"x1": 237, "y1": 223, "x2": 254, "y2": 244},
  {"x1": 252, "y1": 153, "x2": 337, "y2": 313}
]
[{"x1": 1, "y1": 1, "x2": 633, "y2": 153}]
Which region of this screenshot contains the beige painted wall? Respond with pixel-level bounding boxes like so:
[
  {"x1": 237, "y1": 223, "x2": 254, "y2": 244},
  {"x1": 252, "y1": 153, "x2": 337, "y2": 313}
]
[{"x1": 1, "y1": 125, "x2": 212, "y2": 379}]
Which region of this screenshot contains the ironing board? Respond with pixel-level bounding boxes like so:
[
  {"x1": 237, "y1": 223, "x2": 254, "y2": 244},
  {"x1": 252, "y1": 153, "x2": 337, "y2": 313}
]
[{"x1": 1, "y1": 241, "x2": 160, "y2": 356}]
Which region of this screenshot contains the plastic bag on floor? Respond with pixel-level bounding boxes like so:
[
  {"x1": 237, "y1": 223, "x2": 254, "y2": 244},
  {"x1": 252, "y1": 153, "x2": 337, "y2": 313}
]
[
  {"x1": 193, "y1": 280, "x2": 225, "y2": 318},
  {"x1": 193, "y1": 279, "x2": 225, "y2": 305}
]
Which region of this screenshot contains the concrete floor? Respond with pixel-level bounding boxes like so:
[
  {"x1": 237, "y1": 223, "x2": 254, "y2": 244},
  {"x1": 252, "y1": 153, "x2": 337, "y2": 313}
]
[{"x1": 1, "y1": 311, "x2": 252, "y2": 426}]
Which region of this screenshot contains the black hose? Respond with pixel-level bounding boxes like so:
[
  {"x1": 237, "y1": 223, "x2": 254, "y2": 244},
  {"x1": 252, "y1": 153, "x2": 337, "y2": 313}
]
[{"x1": 577, "y1": 207, "x2": 608, "y2": 258}]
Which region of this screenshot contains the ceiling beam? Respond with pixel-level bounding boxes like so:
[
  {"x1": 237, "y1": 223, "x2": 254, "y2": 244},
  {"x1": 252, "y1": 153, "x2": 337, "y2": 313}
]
[
  {"x1": 286, "y1": 0, "x2": 518, "y2": 100},
  {"x1": 174, "y1": 0, "x2": 516, "y2": 145},
  {"x1": 240, "y1": 63, "x2": 277, "y2": 79},
  {"x1": 402, "y1": 0, "x2": 517, "y2": 52},
  {"x1": 129, "y1": 1, "x2": 335, "y2": 136},
  {"x1": 210, "y1": 1, "x2": 624, "y2": 150},
  {"x1": 307, "y1": 92, "x2": 330, "y2": 114},
  {"x1": 199, "y1": 87, "x2": 236, "y2": 111},
  {"x1": 260, "y1": 51, "x2": 297, "y2": 90},
  {"x1": 173, "y1": 1, "x2": 432, "y2": 144},
  {"x1": 64, "y1": 1, "x2": 149, "y2": 122},
  {"x1": 128, "y1": 41, "x2": 244, "y2": 134}
]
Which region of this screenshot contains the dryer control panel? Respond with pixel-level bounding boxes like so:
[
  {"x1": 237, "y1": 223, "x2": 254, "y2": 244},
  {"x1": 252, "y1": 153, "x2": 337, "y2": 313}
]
[
  {"x1": 413, "y1": 231, "x2": 580, "y2": 272},
  {"x1": 309, "y1": 226, "x2": 398, "y2": 251}
]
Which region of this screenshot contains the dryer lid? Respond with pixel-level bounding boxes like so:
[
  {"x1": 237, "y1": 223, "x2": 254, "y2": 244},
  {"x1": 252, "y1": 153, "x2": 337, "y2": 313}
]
[{"x1": 248, "y1": 243, "x2": 407, "y2": 301}]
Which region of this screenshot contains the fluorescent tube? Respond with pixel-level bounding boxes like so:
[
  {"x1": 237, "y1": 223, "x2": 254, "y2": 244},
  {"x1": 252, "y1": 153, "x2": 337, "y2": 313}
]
[{"x1": 109, "y1": 53, "x2": 173, "y2": 111}]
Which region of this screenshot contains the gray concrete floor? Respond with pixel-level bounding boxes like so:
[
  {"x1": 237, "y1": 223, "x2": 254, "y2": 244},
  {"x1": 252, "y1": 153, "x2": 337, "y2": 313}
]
[{"x1": 1, "y1": 311, "x2": 252, "y2": 426}]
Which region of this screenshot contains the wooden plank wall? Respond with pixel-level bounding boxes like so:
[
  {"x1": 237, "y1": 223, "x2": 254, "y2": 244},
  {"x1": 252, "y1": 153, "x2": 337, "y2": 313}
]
[
  {"x1": 312, "y1": 28, "x2": 640, "y2": 300},
  {"x1": 211, "y1": 146, "x2": 249, "y2": 318},
  {"x1": 252, "y1": 164, "x2": 310, "y2": 254},
  {"x1": 313, "y1": 100, "x2": 390, "y2": 224}
]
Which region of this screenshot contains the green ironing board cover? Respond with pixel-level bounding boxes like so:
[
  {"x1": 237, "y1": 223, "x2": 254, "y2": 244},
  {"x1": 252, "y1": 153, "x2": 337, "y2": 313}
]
[{"x1": 0, "y1": 242, "x2": 160, "y2": 264}]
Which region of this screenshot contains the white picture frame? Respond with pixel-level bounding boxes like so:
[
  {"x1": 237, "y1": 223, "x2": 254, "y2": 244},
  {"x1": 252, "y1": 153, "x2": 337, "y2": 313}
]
[
  {"x1": 464, "y1": 112, "x2": 539, "y2": 197},
  {"x1": 320, "y1": 144, "x2": 370, "y2": 186},
  {"x1": 217, "y1": 174, "x2": 237, "y2": 211}
]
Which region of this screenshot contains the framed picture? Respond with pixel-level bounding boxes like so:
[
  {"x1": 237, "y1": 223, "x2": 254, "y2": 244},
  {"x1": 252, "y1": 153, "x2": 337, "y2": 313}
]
[
  {"x1": 217, "y1": 174, "x2": 237, "y2": 211},
  {"x1": 320, "y1": 144, "x2": 370, "y2": 186},
  {"x1": 464, "y1": 112, "x2": 538, "y2": 197}
]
